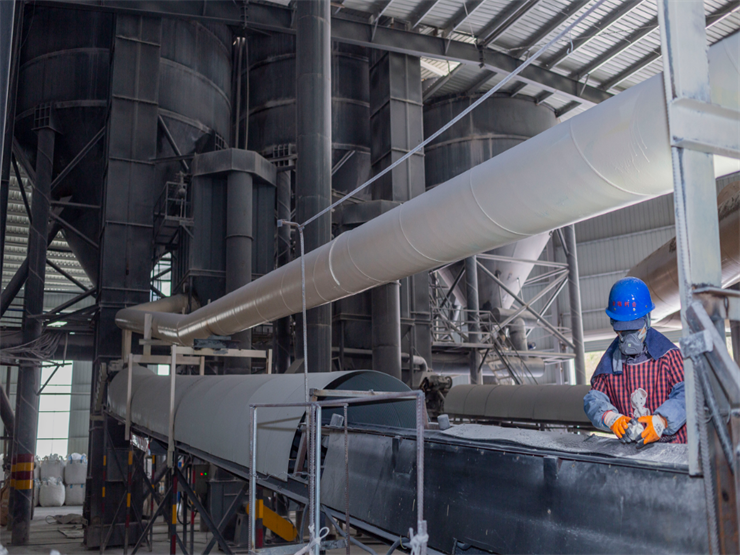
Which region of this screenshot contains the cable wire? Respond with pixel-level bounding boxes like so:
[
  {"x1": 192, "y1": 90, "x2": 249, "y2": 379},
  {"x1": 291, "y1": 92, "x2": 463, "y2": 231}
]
[{"x1": 300, "y1": 0, "x2": 610, "y2": 231}]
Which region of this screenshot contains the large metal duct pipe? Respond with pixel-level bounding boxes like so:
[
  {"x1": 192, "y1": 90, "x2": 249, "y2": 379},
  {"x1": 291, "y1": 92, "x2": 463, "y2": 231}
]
[
  {"x1": 629, "y1": 180, "x2": 740, "y2": 322},
  {"x1": 115, "y1": 33, "x2": 740, "y2": 346},
  {"x1": 224, "y1": 170, "x2": 253, "y2": 373},
  {"x1": 296, "y1": 0, "x2": 332, "y2": 373},
  {"x1": 372, "y1": 281, "x2": 402, "y2": 380},
  {"x1": 13, "y1": 122, "x2": 55, "y2": 545}
]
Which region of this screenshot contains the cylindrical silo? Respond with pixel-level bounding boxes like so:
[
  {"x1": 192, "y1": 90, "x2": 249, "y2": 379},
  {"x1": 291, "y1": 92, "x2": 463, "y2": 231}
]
[
  {"x1": 424, "y1": 94, "x2": 557, "y2": 312},
  {"x1": 15, "y1": 9, "x2": 234, "y2": 300},
  {"x1": 247, "y1": 34, "x2": 372, "y2": 368},
  {"x1": 14, "y1": 6, "x2": 113, "y2": 282},
  {"x1": 247, "y1": 36, "x2": 371, "y2": 195}
]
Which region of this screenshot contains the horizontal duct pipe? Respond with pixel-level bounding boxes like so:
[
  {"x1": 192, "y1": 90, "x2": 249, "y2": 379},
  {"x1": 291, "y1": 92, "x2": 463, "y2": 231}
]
[
  {"x1": 630, "y1": 181, "x2": 740, "y2": 322},
  {"x1": 116, "y1": 33, "x2": 740, "y2": 346},
  {"x1": 444, "y1": 384, "x2": 593, "y2": 426}
]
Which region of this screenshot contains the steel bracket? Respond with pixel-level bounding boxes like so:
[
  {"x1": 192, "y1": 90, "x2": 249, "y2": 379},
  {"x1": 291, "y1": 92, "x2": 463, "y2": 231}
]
[
  {"x1": 680, "y1": 329, "x2": 714, "y2": 360},
  {"x1": 668, "y1": 97, "x2": 740, "y2": 159}
]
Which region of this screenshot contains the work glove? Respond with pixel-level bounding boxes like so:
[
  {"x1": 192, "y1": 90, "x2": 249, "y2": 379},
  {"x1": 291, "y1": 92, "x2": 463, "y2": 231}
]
[
  {"x1": 603, "y1": 411, "x2": 631, "y2": 439},
  {"x1": 637, "y1": 415, "x2": 666, "y2": 446}
]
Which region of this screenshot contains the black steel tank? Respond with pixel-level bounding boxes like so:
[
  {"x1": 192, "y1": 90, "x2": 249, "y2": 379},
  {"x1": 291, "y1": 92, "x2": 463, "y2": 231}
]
[
  {"x1": 14, "y1": 6, "x2": 113, "y2": 281},
  {"x1": 423, "y1": 93, "x2": 557, "y2": 337},
  {"x1": 15, "y1": 7, "x2": 232, "y2": 289},
  {"x1": 247, "y1": 34, "x2": 371, "y2": 196}
]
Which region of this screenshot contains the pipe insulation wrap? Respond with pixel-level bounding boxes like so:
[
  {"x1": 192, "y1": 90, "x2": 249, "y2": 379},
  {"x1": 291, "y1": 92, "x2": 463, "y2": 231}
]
[{"x1": 116, "y1": 33, "x2": 740, "y2": 345}]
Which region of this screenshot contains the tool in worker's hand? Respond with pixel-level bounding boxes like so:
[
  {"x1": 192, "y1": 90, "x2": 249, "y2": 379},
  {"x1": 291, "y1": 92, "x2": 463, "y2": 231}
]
[
  {"x1": 617, "y1": 389, "x2": 649, "y2": 444},
  {"x1": 621, "y1": 418, "x2": 645, "y2": 444}
]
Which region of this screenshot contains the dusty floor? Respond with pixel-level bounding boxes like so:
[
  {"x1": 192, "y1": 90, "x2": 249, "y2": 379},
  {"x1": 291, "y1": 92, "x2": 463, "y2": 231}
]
[{"x1": 1, "y1": 506, "x2": 390, "y2": 555}]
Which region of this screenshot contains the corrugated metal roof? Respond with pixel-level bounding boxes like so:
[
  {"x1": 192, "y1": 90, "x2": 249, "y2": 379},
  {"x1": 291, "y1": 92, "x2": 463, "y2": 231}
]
[{"x1": 341, "y1": 0, "x2": 740, "y2": 114}]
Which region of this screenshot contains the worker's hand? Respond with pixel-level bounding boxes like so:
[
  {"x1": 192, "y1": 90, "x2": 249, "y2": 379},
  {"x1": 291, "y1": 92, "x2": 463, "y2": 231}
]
[
  {"x1": 603, "y1": 411, "x2": 631, "y2": 439},
  {"x1": 637, "y1": 415, "x2": 667, "y2": 445}
]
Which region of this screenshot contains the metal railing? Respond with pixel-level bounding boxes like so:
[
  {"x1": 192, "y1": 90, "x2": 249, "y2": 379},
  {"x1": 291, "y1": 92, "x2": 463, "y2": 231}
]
[{"x1": 248, "y1": 389, "x2": 427, "y2": 555}]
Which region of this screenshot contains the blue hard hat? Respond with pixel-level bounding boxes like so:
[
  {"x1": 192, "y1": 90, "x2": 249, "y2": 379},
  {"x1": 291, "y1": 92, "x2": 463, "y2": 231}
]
[{"x1": 605, "y1": 277, "x2": 655, "y2": 321}]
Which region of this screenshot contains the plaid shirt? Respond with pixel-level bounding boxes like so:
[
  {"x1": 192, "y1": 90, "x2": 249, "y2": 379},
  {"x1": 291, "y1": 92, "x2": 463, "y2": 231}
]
[{"x1": 591, "y1": 348, "x2": 687, "y2": 443}]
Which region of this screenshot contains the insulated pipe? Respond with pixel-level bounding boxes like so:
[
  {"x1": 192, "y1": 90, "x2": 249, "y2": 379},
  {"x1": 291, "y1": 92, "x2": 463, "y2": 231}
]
[
  {"x1": 508, "y1": 318, "x2": 528, "y2": 352},
  {"x1": 128, "y1": 293, "x2": 194, "y2": 315},
  {"x1": 465, "y1": 256, "x2": 481, "y2": 384},
  {"x1": 296, "y1": 0, "x2": 332, "y2": 373},
  {"x1": 372, "y1": 281, "x2": 402, "y2": 380},
  {"x1": 115, "y1": 33, "x2": 740, "y2": 346},
  {"x1": 563, "y1": 225, "x2": 587, "y2": 385},
  {"x1": 225, "y1": 170, "x2": 253, "y2": 373},
  {"x1": 630, "y1": 181, "x2": 740, "y2": 322},
  {"x1": 13, "y1": 126, "x2": 54, "y2": 545},
  {"x1": 274, "y1": 171, "x2": 292, "y2": 374}
]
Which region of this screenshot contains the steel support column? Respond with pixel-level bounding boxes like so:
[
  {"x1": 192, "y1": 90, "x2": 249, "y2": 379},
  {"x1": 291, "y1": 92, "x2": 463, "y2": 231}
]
[
  {"x1": 296, "y1": 0, "x2": 332, "y2": 373},
  {"x1": 274, "y1": 170, "x2": 292, "y2": 373},
  {"x1": 465, "y1": 256, "x2": 481, "y2": 384},
  {"x1": 372, "y1": 281, "x2": 402, "y2": 380},
  {"x1": 86, "y1": 15, "x2": 161, "y2": 547},
  {"x1": 369, "y1": 50, "x2": 431, "y2": 386},
  {"x1": 563, "y1": 226, "x2": 586, "y2": 385},
  {"x1": 11, "y1": 121, "x2": 56, "y2": 545},
  {"x1": 0, "y1": 2, "x2": 21, "y2": 286},
  {"x1": 225, "y1": 170, "x2": 253, "y2": 373},
  {"x1": 657, "y1": 0, "x2": 724, "y2": 480}
]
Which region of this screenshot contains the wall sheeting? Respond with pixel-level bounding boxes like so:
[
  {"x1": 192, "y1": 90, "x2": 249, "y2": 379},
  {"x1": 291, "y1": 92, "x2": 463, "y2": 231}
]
[{"x1": 68, "y1": 361, "x2": 91, "y2": 455}]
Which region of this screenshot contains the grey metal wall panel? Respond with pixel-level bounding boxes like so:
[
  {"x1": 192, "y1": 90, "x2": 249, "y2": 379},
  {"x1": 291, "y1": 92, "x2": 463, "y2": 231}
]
[{"x1": 68, "y1": 361, "x2": 92, "y2": 454}]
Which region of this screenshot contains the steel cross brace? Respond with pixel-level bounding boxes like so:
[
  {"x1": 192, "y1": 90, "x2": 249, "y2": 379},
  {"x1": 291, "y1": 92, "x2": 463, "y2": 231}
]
[
  {"x1": 175, "y1": 466, "x2": 234, "y2": 555},
  {"x1": 131, "y1": 484, "x2": 173, "y2": 555},
  {"x1": 476, "y1": 259, "x2": 574, "y2": 349}
]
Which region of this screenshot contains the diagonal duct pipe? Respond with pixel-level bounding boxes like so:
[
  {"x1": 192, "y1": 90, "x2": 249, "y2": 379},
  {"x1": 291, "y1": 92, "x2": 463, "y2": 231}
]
[
  {"x1": 116, "y1": 33, "x2": 740, "y2": 346},
  {"x1": 629, "y1": 180, "x2": 740, "y2": 322}
]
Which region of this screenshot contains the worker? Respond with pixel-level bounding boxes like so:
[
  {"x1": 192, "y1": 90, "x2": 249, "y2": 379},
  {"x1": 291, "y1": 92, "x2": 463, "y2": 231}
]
[{"x1": 583, "y1": 277, "x2": 686, "y2": 444}]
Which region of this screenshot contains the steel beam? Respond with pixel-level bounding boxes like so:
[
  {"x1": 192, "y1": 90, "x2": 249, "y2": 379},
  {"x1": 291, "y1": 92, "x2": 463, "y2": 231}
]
[
  {"x1": 40, "y1": 0, "x2": 612, "y2": 107},
  {"x1": 508, "y1": 0, "x2": 591, "y2": 58},
  {"x1": 372, "y1": 282, "x2": 402, "y2": 380},
  {"x1": 443, "y1": 0, "x2": 487, "y2": 37},
  {"x1": 544, "y1": 0, "x2": 645, "y2": 70},
  {"x1": 555, "y1": 101, "x2": 581, "y2": 118},
  {"x1": 571, "y1": 16, "x2": 658, "y2": 81},
  {"x1": 464, "y1": 69, "x2": 497, "y2": 94},
  {"x1": 0, "y1": 2, "x2": 21, "y2": 293},
  {"x1": 0, "y1": 0, "x2": 14, "y2": 182},
  {"x1": 478, "y1": 0, "x2": 542, "y2": 48},
  {"x1": 409, "y1": 0, "x2": 444, "y2": 29},
  {"x1": 657, "y1": 0, "x2": 722, "y2": 487},
  {"x1": 274, "y1": 171, "x2": 292, "y2": 374},
  {"x1": 562, "y1": 226, "x2": 586, "y2": 385},
  {"x1": 12, "y1": 120, "x2": 56, "y2": 545},
  {"x1": 465, "y1": 256, "x2": 481, "y2": 384},
  {"x1": 422, "y1": 64, "x2": 462, "y2": 100},
  {"x1": 296, "y1": 0, "x2": 332, "y2": 373},
  {"x1": 368, "y1": 51, "x2": 431, "y2": 386}
]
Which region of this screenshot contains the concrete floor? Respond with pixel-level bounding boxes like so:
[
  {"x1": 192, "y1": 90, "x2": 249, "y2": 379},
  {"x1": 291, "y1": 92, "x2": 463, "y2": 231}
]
[{"x1": 1, "y1": 506, "x2": 391, "y2": 555}]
